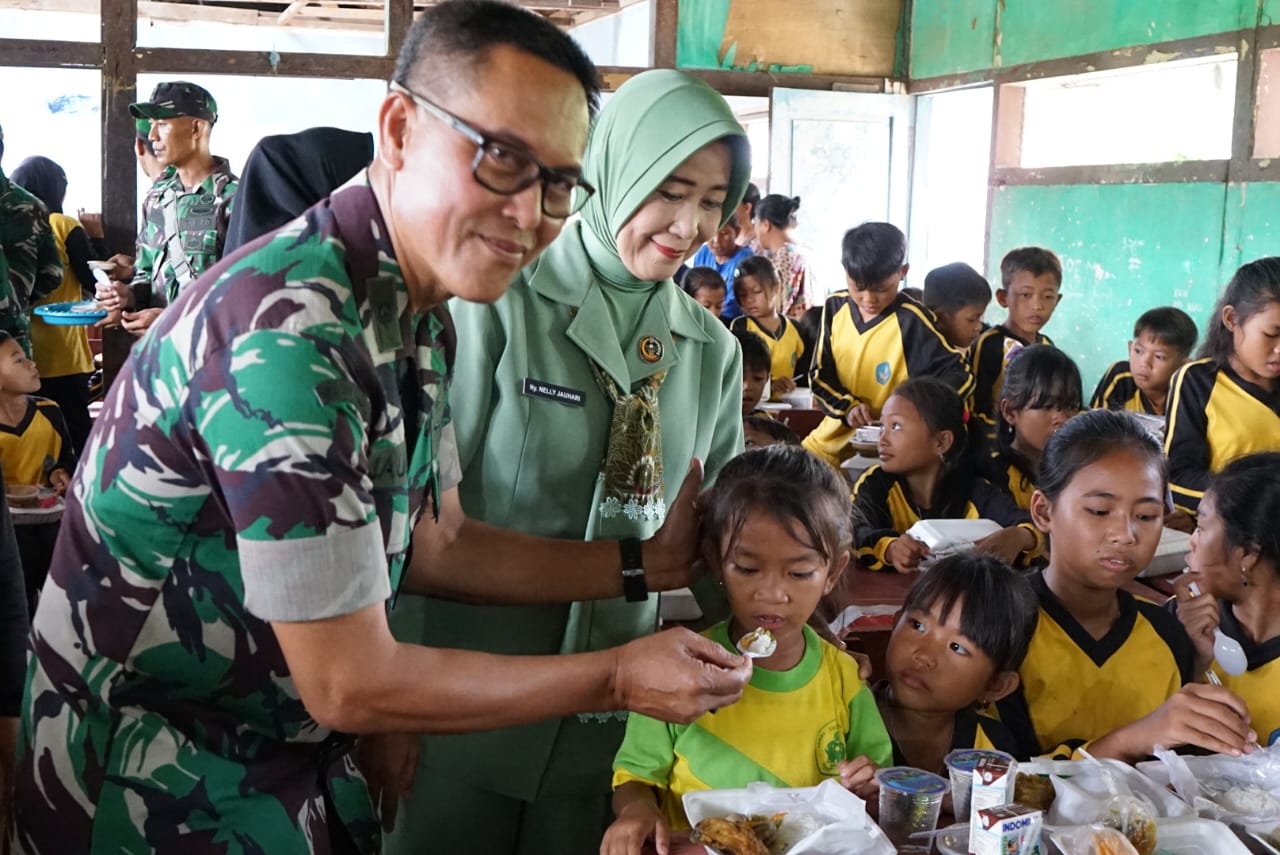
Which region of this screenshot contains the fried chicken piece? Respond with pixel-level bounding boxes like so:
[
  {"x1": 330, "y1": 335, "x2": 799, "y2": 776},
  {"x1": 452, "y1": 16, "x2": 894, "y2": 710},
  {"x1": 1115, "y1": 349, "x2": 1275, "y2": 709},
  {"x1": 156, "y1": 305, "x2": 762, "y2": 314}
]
[{"x1": 690, "y1": 816, "x2": 771, "y2": 855}]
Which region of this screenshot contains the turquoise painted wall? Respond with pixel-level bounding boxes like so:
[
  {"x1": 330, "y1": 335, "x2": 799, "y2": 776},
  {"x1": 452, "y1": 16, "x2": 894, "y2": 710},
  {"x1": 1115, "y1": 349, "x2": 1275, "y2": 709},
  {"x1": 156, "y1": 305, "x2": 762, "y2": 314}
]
[
  {"x1": 986, "y1": 183, "x2": 1233, "y2": 392},
  {"x1": 911, "y1": 0, "x2": 1264, "y2": 79}
]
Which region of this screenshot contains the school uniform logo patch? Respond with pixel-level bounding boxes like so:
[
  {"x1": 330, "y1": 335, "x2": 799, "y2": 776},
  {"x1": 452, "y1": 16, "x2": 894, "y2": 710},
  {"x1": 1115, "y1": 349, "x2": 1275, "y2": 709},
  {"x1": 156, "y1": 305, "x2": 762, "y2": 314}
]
[
  {"x1": 875, "y1": 361, "x2": 891, "y2": 385},
  {"x1": 816, "y1": 720, "x2": 844, "y2": 775}
]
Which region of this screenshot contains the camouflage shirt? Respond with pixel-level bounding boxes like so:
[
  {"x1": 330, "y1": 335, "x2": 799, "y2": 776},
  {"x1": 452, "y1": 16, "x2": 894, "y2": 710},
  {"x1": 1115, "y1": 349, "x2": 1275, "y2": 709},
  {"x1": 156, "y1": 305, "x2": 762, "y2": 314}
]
[
  {"x1": 0, "y1": 167, "x2": 63, "y2": 353},
  {"x1": 14, "y1": 178, "x2": 459, "y2": 854},
  {"x1": 131, "y1": 156, "x2": 238, "y2": 308}
]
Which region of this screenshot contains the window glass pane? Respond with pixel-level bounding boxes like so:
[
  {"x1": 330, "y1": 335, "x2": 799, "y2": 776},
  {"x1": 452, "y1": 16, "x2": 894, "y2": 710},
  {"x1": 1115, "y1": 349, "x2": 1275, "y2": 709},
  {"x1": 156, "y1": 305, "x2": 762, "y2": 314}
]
[
  {"x1": 0, "y1": 0, "x2": 99, "y2": 42},
  {"x1": 1011, "y1": 54, "x2": 1236, "y2": 168},
  {"x1": 0, "y1": 67, "x2": 103, "y2": 213},
  {"x1": 1256, "y1": 48, "x2": 1280, "y2": 159},
  {"x1": 136, "y1": 0, "x2": 384, "y2": 55}
]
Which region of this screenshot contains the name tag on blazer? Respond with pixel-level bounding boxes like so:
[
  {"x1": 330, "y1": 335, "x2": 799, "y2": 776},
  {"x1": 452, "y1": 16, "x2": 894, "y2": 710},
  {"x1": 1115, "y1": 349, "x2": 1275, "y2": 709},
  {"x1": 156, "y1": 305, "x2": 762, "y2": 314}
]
[{"x1": 521, "y1": 378, "x2": 585, "y2": 408}]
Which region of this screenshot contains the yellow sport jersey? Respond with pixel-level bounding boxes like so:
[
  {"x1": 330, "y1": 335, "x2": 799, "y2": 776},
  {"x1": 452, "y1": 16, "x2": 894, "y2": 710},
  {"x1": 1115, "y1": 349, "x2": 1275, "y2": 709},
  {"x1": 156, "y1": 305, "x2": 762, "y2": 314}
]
[
  {"x1": 1165, "y1": 359, "x2": 1280, "y2": 515},
  {"x1": 804, "y1": 292, "x2": 973, "y2": 466},
  {"x1": 850, "y1": 465, "x2": 1042, "y2": 571},
  {"x1": 996, "y1": 573, "x2": 1194, "y2": 759},
  {"x1": 1212, "y1": 604, "x2": 1280, "y2": 748},
  {"x1": 0, "y1": 396, "x2": 76, "y2": 487},
  {"x1": 981, "y1": 449, "x2": 1037, "y2": 511},
  {"x1": 611, "y1": 622, "x2": 892, "y2": 829},
  {"x1": 730, "y1": 315, "x2": 805, "y2": 388},
  {"x1": 968, "y1": 325, "x2": 1053, "y2": 433},
  {"x1": 1090, "y1": 360, "x2": 1160, "y2": 415}
]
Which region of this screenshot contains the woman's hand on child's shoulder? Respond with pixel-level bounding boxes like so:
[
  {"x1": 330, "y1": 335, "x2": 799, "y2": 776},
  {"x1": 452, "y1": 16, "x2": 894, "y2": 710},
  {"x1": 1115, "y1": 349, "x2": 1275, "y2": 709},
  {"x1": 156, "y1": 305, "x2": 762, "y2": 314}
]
[
  {"x1": 838, "y1": 755, "x2": 880, "y2": 800},
  {"x1": 602, "y1": 798, "x2": 671, "y2": 855},
  {"x1": 886, "y1": 535, "x2": 930, "y2": 573},
  {"x1": 1092, "y1": 682, "x2": 1256, "y2": 762},
  {"x1": 1172, "y1": 572, "x2": 1219, "y2": 673}
]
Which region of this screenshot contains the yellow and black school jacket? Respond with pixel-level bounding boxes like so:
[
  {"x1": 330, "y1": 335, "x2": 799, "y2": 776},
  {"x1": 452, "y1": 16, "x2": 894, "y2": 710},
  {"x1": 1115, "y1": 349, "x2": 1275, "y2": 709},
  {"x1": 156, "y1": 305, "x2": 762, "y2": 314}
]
[
  {"x1": 0, "y1": 395, "x2": 76, "y2": 487},
  {"x1": 1211, "y1": 603, "x2": 1280, "y2": 748},
  {"x1": 850, "y1": 465, "x2": 1042, "y2": 571},
  {"x1": 804, "y1": 293, "x2": 973, "y2": 465},
  {"x1": 730, "y1": 314, "x2": 805, "y2": 385},
  {"x1": 878, "y1": 696, "x2": 1022, "y2": 770},
  {"x1": 980, "y1": 448, "x2": 1038, "y2": 511},
  {"x1": 1165, "y1": 359, "x2": 1280, "y2": 515},
  {"x1": 995, "y1": 573, "x2": 1194, "y2": 760},
  {"x1": 1090, "y1": 360, "x2": 1162, "y2": 415},
  {"x1": 968, "y1": 325, "x2": 1054, "y2": 432}
]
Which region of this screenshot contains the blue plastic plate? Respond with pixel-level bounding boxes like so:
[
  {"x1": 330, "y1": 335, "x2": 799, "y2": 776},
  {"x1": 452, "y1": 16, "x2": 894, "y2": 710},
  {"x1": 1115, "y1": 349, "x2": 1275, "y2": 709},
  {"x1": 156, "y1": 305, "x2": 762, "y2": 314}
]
[{"x1": 34, "y1": 301, "x2": 108, "y2": 325}]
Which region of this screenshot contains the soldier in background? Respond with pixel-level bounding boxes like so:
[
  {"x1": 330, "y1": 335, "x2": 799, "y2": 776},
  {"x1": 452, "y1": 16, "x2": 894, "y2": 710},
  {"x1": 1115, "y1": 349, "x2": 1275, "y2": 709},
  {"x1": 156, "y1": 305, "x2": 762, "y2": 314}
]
[
  {"x1": 98, "y1": 82, "x2": 237, "y2": 337},
  {"x1": 0, "y1": 125, "x2": 63, "y2": 356}
]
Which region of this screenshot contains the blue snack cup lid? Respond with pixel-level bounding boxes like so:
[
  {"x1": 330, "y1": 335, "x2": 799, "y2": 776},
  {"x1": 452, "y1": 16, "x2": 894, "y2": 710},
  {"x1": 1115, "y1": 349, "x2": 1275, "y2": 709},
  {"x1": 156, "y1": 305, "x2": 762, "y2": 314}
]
[
  {"x1": 944, "y1": 749, "x2": 1014, "y2": 773},
  {"x1": 875, "y1": 766, "x2": 949, "y2": 797}
]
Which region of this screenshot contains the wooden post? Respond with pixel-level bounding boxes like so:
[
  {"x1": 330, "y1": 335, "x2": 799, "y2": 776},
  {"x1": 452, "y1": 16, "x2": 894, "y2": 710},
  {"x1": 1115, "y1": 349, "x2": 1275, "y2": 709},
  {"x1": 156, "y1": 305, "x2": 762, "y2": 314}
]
[
  {"x1": 385, "y1": 0, "x2": 412, "y2": 64},
  {"x1": 651, "y1": 0, "x2": 676, "y2": 68}
]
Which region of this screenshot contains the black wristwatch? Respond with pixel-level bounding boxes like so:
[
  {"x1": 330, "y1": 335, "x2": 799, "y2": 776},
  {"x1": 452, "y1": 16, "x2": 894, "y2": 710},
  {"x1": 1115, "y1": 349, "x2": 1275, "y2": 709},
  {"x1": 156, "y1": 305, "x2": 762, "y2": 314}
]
[{"x1": 619, "y1": 537, "x2": 648, "y2": 602}]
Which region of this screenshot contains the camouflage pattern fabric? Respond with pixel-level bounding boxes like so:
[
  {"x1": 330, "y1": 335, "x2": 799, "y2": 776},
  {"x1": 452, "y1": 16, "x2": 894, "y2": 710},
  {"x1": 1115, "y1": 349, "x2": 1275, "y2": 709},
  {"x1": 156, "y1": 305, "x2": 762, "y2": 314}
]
[
  {"x1": 12, "y1": 178, "x2": 454, "y2": 854},
  {"x1": 131, "y1": 156, "x2": 238, "y2": 308},
  {"x1": 0, "y1": 166, "x2": 63, "y2": 355}
]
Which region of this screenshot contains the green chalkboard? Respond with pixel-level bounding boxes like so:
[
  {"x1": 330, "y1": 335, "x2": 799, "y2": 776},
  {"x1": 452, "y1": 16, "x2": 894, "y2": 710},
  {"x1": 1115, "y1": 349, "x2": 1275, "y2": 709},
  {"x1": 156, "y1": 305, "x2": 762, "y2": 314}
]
[{"x1": 987, "y1": 182, "x2": 1231, "y2": 394}]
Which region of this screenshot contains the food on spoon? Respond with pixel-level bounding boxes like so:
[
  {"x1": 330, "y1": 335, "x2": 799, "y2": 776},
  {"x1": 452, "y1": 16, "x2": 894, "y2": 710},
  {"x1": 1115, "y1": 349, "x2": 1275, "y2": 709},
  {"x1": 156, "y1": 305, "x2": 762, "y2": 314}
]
[{"x1": 738, "y1": 627, "x2": 777, "y2": 658}]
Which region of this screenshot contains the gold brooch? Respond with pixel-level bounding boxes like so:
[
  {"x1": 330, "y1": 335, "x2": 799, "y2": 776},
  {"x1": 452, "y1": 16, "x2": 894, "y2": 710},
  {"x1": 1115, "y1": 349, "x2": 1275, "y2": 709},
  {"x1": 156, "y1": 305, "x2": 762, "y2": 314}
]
[{"x1": 639, "y1": 335, "x2": 663, "y2": 363}]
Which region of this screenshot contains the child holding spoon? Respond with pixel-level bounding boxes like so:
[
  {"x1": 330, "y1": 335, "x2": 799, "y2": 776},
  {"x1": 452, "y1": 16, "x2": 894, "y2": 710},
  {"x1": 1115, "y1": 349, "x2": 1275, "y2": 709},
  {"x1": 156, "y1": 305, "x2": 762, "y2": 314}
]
[
  {"x1": 1174, "y1": 451, "x2": 1280, "y2": 747},
  {"x1": 603, "y1": 446, "x2": 892, "y2": 855}
]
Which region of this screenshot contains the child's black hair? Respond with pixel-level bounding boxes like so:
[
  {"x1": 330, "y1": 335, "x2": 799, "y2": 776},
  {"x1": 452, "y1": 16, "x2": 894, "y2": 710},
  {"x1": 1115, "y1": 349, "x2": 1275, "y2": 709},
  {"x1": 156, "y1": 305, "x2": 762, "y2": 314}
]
[
  {"x1": 743, "y1": 415, "x2": 801, "y2": 446},
  {"x1": 740, "y1": 182, "x2": 761, "y2": 220},
  {"x1": 924, "y1": 262, "x2": 992, "y2": 315},
  {"x1": 841, "y1": 221, "x2": 907, "y2": 287},
  {"x1": 1133, "y1": 306, "x2": 1197, "y2": 357},
  {"x1": 886, "y1": 377, "x2": 974, "y2": 509},
  {"x1": 735, "y1": 255, "x2": 781, "y2": 297},
  {"x1": 682, "y1": 266, "x2": 725, "y2": 299},
  {"x1": 900, "y1": 554, "x2": 1039, "y2": 673},
  {"x1": 997, "y1": 344, "x2": 1083, "y2": 459},
  {"x1": 1206, "y1": 451, "x2": 1280, "y2": 575},
  {"x1": 755, "y1": 194, "x2": 800, "y2": 230},
  {"x1": 700, "y1": 444, "x2": 851, "y2": 565},
  {"x1": 1198, "y1": 257, "x2": 1280, "y2": 364},
  {"x1": 1038, "y1": 409, "x2": 1167, "y2": 504},
  {"x1": 0, "y1": 331, "x2": 12, "y2": 346},
  {"x1": 999, "y1": 247, "x2": 1062, "y2": 290},
  {"x1": 734, "y1": 328, "x2": 771, "y2": 375},
  {"x1": 900, "y1": 286, "x2": 923, "y2": 303}
]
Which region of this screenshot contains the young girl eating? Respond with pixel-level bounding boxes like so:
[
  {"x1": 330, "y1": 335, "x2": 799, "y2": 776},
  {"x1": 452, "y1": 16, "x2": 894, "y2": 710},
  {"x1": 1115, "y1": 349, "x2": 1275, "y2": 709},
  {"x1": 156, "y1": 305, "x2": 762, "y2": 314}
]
[
  {"x1": 1166, "y1": 256, "x2": 1280, "y2": 517},
  {"x1": 851, "y1": 377, "x2": 1042, "y2": 573},
  {"x1": 729, "y1": 256, "x2": 805, "y2": 397},
  {"x1": 984, "y1": 344, "x2": 1082, "y2": 510},
  {"x1": 875, "y1": 554, "x2": 1036, "y2": 773},
  {"x1": 604, "y1": 446, "x2": 891, "y2": 855},
  {"x1": 996, "y1": 409, "x2": 1257, "y2": 761},
  {"x1": 1174, "y1": 451, "x2": 1280, "y2": 747}
]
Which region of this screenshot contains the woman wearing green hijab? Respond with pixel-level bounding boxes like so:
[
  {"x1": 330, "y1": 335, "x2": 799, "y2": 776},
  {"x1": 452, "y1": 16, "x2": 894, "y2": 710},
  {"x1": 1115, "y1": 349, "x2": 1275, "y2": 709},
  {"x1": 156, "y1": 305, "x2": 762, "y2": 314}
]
[{"x1": 387, "y1": 70, "x2": 751, "y2": 855}]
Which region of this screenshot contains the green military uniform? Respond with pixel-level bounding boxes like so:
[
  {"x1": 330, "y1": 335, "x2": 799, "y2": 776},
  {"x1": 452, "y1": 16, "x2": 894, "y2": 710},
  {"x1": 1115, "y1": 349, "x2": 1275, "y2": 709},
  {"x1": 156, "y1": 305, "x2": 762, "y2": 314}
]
[
  {"x1": 388, "y1": 69, "x2": 751, "y2": 855},
  {"x1": 12, "y1": 177, "x2": 459, "y2": 854},
  {"x1": 0, "y1": 164, "x2": 63, "y2": 355}
]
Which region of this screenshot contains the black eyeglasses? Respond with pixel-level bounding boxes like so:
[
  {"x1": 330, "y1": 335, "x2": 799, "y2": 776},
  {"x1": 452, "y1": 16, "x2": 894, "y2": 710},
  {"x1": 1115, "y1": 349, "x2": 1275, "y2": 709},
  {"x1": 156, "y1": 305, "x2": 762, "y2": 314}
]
[{"x1": 391, "y1": 81, "x2": 594, "y2": 219}]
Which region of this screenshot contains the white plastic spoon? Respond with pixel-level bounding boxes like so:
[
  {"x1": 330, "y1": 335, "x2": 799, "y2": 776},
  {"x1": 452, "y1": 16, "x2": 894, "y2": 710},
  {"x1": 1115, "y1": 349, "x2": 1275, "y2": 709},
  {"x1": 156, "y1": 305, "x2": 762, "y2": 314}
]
[
  {"x1": 1213, "y1": 628, "x2": 1249, "y2": 676},
  {"x1": 736, "y1": 628, "x2": 777, "y2": 659}
]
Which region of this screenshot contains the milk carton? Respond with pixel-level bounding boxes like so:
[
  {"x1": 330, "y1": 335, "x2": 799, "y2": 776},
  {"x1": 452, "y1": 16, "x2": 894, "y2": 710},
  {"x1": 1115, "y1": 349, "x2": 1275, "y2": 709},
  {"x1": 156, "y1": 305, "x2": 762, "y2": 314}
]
[
  {"x1": 970, "y1": 804, "x2": 1042, "y2": 855},
  {"x1": 968, "y1": 754, "x2": 1016, "y2": 840}
]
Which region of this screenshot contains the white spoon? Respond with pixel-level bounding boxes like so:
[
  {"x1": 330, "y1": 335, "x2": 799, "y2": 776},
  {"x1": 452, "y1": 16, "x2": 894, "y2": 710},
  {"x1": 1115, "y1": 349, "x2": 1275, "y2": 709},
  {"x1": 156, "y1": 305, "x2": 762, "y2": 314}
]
[
  {"x1": 736, "y1": 628, "x2": 777, "y2": 659},
  {"x1": 1213, "y1": 628, "x2": 1249, "y2": 676}
]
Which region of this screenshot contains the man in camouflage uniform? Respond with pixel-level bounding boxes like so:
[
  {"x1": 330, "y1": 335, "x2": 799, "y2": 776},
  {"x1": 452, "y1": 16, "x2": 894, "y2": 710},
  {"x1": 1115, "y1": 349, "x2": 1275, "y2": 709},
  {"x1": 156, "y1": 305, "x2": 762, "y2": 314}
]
[
  {"x1": 12, "y1": 4, "x2": 750, "y2": 853},
  {"x1": 102, "y1": 81, "x2": 237, "y2": 337},
  {"x1": 0, "y1": 125, "x2": 63, "y2": 355}
]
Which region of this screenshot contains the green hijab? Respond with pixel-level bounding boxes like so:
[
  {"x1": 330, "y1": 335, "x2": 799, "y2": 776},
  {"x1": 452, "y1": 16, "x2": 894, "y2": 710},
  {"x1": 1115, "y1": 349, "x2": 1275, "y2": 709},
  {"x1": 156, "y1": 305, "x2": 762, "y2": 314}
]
[{"x1": 577, "y1": 69, "x2": 752, "y2": 289}]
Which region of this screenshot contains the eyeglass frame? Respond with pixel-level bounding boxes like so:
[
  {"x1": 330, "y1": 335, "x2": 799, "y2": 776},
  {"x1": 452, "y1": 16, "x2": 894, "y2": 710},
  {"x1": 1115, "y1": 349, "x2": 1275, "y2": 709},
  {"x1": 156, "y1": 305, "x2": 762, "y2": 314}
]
[{"x1": 389, "y1": 80, "x2": 595, "y2": 219}]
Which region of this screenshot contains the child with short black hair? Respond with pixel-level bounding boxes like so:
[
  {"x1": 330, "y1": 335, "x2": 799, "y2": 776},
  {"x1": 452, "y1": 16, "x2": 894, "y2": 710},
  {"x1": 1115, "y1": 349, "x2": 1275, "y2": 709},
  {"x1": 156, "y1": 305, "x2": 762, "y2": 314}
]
[
  {"x1": 682, "y1": 266, "x2": 727, "y2": 320},
  {"x1": 734, "y1": 328, "x2": 772, "y2": 415},
  {"x1": 743, "y1": 414, "x2": 800, "y2": 449},
  {"x1": 803, "y1": 222, "x2": 973, "y2": 467},
  {"x1": 996, "y1": 409, "x2": 1256, "y2": 761},
  {"x1": 923, "y1": 262, "x2": 992, "y2": 350},
  {"x1": 730, "y1": 256, "x2": 805, "y2": 397},
  {"x1": 851, "y1": 377, "x2": 1042, "y2": 573},
  {"x1": 969, "y1": 247, "x2": 1064, "y2": 434},
  {"x1": 1091, "y1": 306, "x2": 1198, "y2": 416},
  {"x1": 984, "y1": 344, "x2": 1082, "y2": 510},
  {"x1": 1165, "y1": 257, "x2": 1280, "y2": 517},
  {"x1": 691, "y1": 215, "x2": 753, "y2": 320},
  {"x1": 605, "y1": 446, "x2": 892, "y2": 854},
  {"x1": 875, "y1": 554, "x2": 1036, "y2": 773}
]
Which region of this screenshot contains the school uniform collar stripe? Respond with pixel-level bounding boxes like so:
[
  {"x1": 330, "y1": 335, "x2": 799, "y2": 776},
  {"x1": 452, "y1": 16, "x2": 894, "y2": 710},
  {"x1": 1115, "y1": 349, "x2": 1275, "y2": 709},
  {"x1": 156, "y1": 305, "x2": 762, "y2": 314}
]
[{"x1": 1030, "y1": 572, "x2": 1139, "y2": 667}]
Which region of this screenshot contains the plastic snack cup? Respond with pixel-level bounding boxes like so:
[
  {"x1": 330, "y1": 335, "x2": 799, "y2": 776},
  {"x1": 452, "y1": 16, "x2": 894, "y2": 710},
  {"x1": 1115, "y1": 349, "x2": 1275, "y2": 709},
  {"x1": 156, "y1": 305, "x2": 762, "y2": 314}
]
[
  {"x1": 876, "y1": 766, "x2": 949, "y2": 847},
  {"x1": 944, "y1": 748, "x2": 1015, "y2": 823}
]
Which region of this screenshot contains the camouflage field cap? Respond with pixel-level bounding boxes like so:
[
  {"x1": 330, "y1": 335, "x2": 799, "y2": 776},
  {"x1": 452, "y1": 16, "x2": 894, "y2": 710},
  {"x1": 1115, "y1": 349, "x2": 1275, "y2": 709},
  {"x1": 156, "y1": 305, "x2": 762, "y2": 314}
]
[{"x1": 130, "y1": 81, "x2": 218, "y2": 123}]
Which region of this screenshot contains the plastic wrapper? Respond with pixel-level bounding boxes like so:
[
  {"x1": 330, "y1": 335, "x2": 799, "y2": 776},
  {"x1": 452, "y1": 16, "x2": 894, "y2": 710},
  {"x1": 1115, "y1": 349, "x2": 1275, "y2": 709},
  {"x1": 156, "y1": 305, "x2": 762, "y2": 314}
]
[
  {"x1": 1051, "y1": 825, "x2": 1139, "y2": 855},
  {"x1": 682, "y1": 780, "x2": 894, "y2": 855},
  {"x1": 1145, "y1": 741, "x2": 1280, "y2": 824}
]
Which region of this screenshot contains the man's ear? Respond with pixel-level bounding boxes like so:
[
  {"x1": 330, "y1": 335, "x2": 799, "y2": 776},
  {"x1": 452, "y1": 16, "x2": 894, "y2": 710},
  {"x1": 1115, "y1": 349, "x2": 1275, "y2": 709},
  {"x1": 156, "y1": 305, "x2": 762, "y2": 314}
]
[
  {"x1": 376, "y1": 90, "x2": 413, "y2": 172},
  {"x1": 1028, "y1": 489, "x2": 1052, "y2": 534},
  {"x1": 824, "y1": 550, "x2": 851, "y2": 595},
  {"x1": 982, "y1": 670, "x2": 1021, "y2": 705},
  {"x1": 995, "y1": 288, "x2": 1010, "y2": 309}
]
